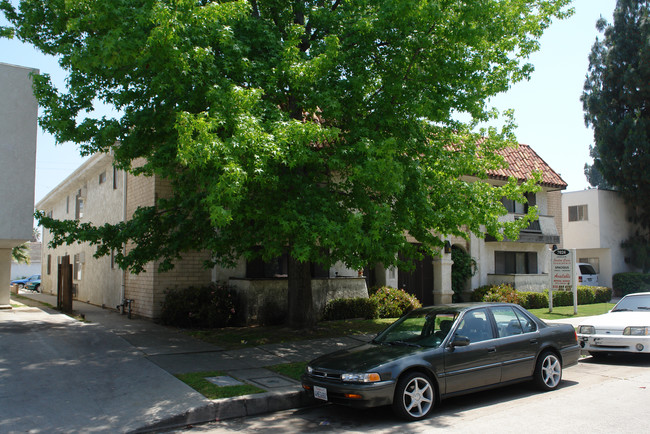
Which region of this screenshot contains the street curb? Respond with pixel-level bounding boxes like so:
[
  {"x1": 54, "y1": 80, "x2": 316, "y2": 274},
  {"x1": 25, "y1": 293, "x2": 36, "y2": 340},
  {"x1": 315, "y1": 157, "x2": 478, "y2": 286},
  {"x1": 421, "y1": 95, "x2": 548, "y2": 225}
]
[{"x1": 133, "y1": 388, "x2": 315, "y2": 433}]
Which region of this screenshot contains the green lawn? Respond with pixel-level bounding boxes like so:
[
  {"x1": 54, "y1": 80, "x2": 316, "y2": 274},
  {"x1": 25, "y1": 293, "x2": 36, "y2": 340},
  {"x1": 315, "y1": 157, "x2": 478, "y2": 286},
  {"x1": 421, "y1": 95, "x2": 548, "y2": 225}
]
[
  {"x1": 528, "y1": 302, "x2": 615, "y2": 320},
  {"x1": 175, "y1": 371, "x2": 264, "y2": 399},
  {"x1": 266, "y1": 361, "x2": 308, "y2": 381},
  {"x1": 188, "y1": 318, "x2": 394, "y2": 350}
]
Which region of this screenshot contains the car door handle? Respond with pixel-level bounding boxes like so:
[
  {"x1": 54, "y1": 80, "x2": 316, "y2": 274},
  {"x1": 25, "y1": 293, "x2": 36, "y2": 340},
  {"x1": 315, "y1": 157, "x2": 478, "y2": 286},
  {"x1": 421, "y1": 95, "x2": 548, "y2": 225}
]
[
  {"x1": 529, "y1": 339, "x2": 538, "y2": 345},
  {"x1": 487, "y1": 347, "x2": 497, "y2": 353}
]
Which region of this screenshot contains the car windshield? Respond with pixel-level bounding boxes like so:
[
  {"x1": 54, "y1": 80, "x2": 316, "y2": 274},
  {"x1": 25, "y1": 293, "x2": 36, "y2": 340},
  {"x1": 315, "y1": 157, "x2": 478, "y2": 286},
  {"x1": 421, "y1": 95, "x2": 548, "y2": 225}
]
[
  {"x1": 373, "y1": 309, "x2": 460, "y2": 348},
  {"x1": 612, "y1": 295, "x2": 650, "y2": 312}
]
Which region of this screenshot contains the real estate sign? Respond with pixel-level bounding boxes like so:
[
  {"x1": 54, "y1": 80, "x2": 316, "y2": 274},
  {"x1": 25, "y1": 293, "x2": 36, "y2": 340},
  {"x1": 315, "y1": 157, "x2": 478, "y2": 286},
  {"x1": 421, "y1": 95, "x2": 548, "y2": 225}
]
[
  {"x1": 550, "y1": 248, "x2": 578, "y2": 314},
  {"x1": 551, "y1": 249, "x2": 573, "y2": 290}
]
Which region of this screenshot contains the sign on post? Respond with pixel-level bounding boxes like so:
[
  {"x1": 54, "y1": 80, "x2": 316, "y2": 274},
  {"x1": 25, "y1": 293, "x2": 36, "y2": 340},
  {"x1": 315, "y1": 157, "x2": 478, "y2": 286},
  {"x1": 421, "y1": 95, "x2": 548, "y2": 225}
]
[{"x1": 551, "y1": 248, "x2": 578, "y2": 314}]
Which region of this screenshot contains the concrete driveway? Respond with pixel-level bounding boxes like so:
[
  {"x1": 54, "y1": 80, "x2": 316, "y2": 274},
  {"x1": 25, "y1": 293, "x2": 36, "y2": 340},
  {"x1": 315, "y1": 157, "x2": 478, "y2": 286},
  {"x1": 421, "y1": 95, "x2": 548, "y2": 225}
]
[{"x1": 0, "y1": 306, "x2": 212, "y2": 433}]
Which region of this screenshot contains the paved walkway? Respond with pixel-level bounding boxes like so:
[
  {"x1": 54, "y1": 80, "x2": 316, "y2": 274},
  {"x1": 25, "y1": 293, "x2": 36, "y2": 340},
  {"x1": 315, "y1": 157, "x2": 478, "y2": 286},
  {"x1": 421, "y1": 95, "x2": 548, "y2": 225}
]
[{"x1": 3, "y1": 291, "x2": 373, "y2": 433}]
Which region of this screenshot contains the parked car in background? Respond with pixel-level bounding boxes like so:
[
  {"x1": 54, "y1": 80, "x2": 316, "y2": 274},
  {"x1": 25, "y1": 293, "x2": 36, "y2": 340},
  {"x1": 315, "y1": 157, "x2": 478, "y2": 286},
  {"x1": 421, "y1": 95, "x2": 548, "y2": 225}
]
[
  {"x1": 10, "y1": 274, "x2": 40, "y2": 289},
  {"x1": 577, "y1": 263, "x2": 599, "y2": 286},
  {"x1": 25, "y1": 277, "x2": 41, "y2": 292},
  {"x1": 578, "y1": 292, "x2": 650, "y2": 357},
  {"x1": 302, "y1": 303, "x2": 579, "y2": 421}
]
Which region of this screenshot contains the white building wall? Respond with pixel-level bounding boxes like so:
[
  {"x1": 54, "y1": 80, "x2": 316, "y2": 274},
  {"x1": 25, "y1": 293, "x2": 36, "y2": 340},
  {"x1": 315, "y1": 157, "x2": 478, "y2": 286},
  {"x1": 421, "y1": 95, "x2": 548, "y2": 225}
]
[
  {"x1": 562, "y1": 189, "x2": 639, "y2": 288},
  {"x1": 37, "y1": 153, "x2": 125, "y2": 308},
  {"x1": 0, "y1": 63, "x2": 38, "y2": 247},
  {"x1": 1, "y1": 62, "x2": 38, "y2": 307}
]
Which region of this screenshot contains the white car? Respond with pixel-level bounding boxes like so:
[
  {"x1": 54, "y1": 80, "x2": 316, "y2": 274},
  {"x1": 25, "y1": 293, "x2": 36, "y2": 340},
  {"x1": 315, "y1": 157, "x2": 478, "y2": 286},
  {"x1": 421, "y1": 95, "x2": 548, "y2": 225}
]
[
  {"x1": 577, "y1": 263, "x2": 599, "y2": 286},
  {"x1": 577, "y1": 292, "x2": 650, "y2": 357}
]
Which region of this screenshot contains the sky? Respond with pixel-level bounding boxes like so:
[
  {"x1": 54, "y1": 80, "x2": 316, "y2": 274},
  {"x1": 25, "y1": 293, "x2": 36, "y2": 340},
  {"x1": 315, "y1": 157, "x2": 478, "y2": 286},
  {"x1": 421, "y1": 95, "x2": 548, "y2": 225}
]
[{"x1": 0, "y1": 0, "x2": 617, "y2": 205}]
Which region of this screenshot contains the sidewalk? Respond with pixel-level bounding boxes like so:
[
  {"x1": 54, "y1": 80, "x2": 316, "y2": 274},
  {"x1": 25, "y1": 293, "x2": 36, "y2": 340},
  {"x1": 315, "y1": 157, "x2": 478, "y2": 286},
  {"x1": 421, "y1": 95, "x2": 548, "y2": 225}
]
[{"x1": 3, "y1": 291, "x2": 372, "y2": 433}]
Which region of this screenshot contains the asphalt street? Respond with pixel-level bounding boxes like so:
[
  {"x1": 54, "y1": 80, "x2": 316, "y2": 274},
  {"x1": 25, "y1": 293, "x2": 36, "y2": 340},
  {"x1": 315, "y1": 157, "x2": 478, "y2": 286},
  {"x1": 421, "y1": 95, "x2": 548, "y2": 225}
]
[{"x1": 177, "y1": 353, "x2": 650, "y2": 434}]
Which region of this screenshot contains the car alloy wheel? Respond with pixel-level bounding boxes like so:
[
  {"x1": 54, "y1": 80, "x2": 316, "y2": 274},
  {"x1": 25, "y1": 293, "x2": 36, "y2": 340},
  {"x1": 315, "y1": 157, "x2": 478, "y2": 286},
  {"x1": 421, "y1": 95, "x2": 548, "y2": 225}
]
[
  {"x1": 535, "y1": 351, "x2": 562, "y2": 391},
  {"x1": 392, "y1": 372, "x2": 435, "y2": 421}
]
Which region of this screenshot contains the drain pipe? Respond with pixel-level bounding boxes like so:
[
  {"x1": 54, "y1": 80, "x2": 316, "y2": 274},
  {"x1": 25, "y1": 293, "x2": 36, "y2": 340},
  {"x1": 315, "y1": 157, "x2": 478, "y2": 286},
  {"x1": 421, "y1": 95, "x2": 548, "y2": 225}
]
[{"x1": 119, "y1": 166, "x2": 129, "y2": 315}]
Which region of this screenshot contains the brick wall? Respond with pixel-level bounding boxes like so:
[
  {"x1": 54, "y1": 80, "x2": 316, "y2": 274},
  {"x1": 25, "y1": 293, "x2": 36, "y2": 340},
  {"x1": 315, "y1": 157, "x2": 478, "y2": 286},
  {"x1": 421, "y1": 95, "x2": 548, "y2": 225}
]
[{"x1": 124, "y1": 169, "x2": 212, "y2": 319}]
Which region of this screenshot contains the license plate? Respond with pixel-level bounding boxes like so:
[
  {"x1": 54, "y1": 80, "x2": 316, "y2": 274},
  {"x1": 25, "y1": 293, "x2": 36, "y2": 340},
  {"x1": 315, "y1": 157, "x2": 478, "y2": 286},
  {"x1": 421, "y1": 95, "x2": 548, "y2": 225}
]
[{"x1": 314, "y1": 385, "x2": 328, "y2": 401}]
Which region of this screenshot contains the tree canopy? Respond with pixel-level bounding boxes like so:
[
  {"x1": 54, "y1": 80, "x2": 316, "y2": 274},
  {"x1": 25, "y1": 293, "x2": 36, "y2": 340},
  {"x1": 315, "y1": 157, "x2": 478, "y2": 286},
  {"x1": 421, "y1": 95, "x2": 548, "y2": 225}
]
[
  {"x1": 2, "y1": 0, "x2": 571, "y2": 327},
  {"x1": 582, "y1": 0, "x2": 650, "y2": 270}
]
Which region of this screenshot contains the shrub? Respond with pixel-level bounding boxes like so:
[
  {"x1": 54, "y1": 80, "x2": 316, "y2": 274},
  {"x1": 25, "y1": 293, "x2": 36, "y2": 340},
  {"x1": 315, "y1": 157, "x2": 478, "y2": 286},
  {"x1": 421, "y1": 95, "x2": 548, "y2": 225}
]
[
  {"x1": 518, "y1": 291, "x2": 548, "y2": 309},
  {"x1": 577, "y1": 286, "x2": 595, "y2": 305},
  {"x1": 470, "y1": 285, "x2": 493, "y2": 302},
  {"x1": 483, "y1": 284, "x2": 521, "y2": 304},
  {"x1": 592, "y1": 286, "x2": 613, "y2": 303},
  {"x1": 552, "y1": 290, "x2": 573, "y2": 307},
  {"x1": 613, "y1": 272, "x2": 650, "y2": 296},
  {"x1": 160, "y1": 284, "x2": 239, "y2": 328},
  {"x1": 370, "y1": 287, "x2": 422, "y2": 318},
  {"x1": 322, "y1": 298, "x2": 379, "y2": 321},
  {"x1": 472, "y1": 284, "x2": 612, "y2": 309},
  {"x1": 451, "y1": 248, "x2": 476, "y2": 302}
]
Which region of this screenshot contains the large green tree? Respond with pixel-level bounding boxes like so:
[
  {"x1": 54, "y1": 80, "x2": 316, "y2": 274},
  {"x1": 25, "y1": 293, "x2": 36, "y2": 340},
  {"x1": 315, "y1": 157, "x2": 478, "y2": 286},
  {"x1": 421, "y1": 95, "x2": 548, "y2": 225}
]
[
  {"x1": 582, "y1": 0, "x2": 650, "y2": 271},
  {"x1": 2, "y1": 0, "x2": 571, "y2": 327}
]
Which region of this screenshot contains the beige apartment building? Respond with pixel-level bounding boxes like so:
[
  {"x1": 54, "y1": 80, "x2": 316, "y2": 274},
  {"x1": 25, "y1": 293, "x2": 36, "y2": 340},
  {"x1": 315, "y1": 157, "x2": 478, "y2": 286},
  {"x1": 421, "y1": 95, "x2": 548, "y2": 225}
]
[{"x1": 37, "y1": 143, "x2": 565, "y2": 320}]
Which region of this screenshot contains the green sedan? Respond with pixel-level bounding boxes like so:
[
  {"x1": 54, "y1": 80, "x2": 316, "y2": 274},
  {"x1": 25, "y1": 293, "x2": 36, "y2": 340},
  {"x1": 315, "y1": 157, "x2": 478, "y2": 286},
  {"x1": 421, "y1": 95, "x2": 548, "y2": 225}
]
[{"x1": 302, "y1": 303, "x2": 579, "y2": 421}]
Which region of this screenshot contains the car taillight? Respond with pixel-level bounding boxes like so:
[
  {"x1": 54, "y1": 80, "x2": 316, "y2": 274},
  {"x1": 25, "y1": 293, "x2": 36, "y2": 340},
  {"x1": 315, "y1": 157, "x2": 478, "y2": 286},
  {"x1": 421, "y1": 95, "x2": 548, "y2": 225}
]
[{"x1": 578, "y1": 276, "x2": 582, "y2": 282}]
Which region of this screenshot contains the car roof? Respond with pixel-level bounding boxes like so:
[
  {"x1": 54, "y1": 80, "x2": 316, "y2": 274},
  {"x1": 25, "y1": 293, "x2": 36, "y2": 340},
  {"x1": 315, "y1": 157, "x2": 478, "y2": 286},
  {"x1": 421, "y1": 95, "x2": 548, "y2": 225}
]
[{"x1": 414, "y1": 302, "x2": 521, "y2": 313}]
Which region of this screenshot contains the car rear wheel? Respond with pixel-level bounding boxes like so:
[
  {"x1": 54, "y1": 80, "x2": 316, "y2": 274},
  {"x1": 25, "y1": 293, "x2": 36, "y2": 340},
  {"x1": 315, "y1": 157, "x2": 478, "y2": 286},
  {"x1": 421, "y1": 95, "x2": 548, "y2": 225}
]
[
  {"x1": 392, "y1": 372, "x2": 435, "y2": 421},
  {"x1": 534, "y1": 351, "x2": 562, "y2": 391}
]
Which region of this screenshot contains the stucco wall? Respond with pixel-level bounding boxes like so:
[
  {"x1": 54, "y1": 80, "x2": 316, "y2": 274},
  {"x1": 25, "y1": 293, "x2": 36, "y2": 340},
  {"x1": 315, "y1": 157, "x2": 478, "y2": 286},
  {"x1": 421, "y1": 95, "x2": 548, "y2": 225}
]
[
  {"x1": 37, "y1": 153, "x2": 125, "y2": 308},
  {"x1": 229, "y1": 277, "x2": 369, "y2": 324},
  {"x1": 562, "y1": 189, "x2": 639, "y2": 288},
  {"x1": 0, "y1": 63, "x2": 38, "y2": 248}
]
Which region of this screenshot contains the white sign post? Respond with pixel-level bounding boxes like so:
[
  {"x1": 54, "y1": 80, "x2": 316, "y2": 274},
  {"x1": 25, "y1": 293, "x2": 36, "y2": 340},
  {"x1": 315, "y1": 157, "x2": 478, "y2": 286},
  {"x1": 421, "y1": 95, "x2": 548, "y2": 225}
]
[{"x1": 551, "y1": 249, "x2": 576, "y2": 314}]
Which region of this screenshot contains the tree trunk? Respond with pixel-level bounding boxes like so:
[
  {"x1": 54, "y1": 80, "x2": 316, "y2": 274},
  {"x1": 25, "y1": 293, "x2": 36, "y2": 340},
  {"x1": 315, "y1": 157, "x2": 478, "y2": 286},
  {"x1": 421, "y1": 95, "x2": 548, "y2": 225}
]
[{"x1": 287, "y1": 255, "x2": 316, "y2": 329}]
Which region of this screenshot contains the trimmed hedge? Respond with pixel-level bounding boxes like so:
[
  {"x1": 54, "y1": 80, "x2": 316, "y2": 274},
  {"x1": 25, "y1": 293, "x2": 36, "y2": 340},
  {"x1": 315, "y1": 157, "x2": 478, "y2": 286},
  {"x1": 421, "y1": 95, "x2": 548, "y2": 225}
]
[
  {"x1": 613, "y1": 272, "x2": 650, "y2": 296},
  {"x1": 160, "y1": 284, "x2": 240, "y2": 328},
  {"x1": 471, "y1": 284, "x2": 612, "y2": 309},
  {"x1": 322, "y1": 297, "x2": 379, "y2": 320}
]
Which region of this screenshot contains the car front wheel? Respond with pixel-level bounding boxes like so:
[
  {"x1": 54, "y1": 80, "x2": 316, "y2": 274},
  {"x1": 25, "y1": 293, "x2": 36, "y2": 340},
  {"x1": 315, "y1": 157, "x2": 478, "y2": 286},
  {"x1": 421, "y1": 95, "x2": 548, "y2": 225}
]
[
  {"x1": 392, "y1": 372, "x2": 435, "y2": 421},
  {"x1": 534, "y1": 351, "x2": 562, "y2": 391}
]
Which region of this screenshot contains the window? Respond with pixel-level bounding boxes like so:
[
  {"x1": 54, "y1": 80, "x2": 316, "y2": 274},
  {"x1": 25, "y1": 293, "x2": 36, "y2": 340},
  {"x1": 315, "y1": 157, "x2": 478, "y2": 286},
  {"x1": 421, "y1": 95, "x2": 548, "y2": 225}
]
[
  {"x1": 99, "y1": 171, "x2": 107, "y2": 184},
  {"x1": 47, "y1": 255, "x2": 51, "y2": 275},
  {"x1": 492, "y1": 306, "x2": 523, "y2": 337},
  {"x1": 73, "y1": 254, "x2": 82, "y2": 280},
  {"x1": 113, "y1": 166, "x2": 118, "y2": 189},
  {"x1": 455, "y1": 309, "x2": 493, "y2": 343},
  {"x1": 111, "y1": 250, "x2": 115, "y2": 269},
  {"x1": 246, "y1": 250, "x2": 289, "y2": 278},
  {"x1": 495, "y1": 251, "x2": 538, "y2": 274},
  {"x1": 568, "y1": 204, "x2": 588, "y2": 222},
  {"x1": 75, "y1": 194, "x2": 84, "y2": 219},
  {"x1": 66, "y1": 196, "x2": 69, "y2": 214},
  {"x1": 500, "y1": 193, "x2": 535, "y2": 214}
]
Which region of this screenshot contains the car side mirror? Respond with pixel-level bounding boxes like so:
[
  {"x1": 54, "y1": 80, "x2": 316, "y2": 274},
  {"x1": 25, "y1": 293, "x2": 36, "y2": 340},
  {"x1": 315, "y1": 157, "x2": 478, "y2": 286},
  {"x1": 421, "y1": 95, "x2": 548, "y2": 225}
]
[{"x1": 450, "y1": 335, "x2": 470, "y2": 347}]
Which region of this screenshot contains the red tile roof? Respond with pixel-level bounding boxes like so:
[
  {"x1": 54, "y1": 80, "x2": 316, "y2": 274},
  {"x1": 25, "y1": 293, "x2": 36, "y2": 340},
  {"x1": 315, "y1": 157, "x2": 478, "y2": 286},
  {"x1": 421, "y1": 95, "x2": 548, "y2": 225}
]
[{"x1": 488, "y1": 144, "x2": 567, "y2": 190}]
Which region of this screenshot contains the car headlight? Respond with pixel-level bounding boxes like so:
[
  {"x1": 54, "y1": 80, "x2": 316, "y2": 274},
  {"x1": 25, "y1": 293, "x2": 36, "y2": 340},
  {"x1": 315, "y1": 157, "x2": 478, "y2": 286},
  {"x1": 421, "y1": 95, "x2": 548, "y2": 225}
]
[
  {"x1": 341, "y1": 373, "x2": 381, "y2": 383},
  {"x1": 579, "y1": 325, "x2": 595, "y2": 335},
  {"x1": 623, "y1": 327, "x2": 649, "y2": 336}
]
